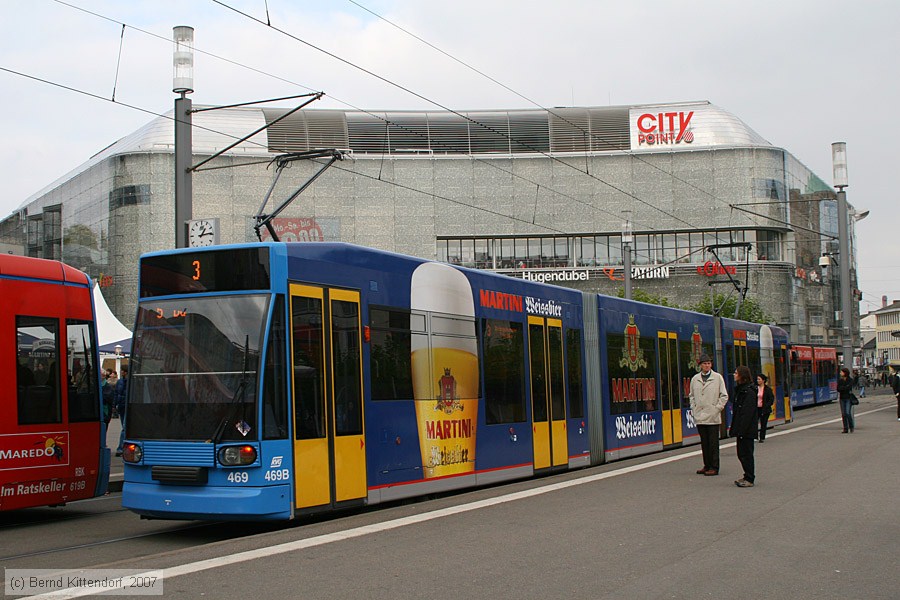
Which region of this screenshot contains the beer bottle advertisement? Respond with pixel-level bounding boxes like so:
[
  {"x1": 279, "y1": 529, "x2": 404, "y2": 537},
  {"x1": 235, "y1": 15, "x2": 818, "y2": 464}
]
[{"x1": 411, "y1": 263, "x2": 479, "y2": 478}]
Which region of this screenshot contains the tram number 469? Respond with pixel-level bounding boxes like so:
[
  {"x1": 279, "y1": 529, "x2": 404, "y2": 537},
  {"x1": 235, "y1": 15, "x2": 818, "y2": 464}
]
[{"x1": 226, "y1": 471, "x2": 249, "y2": 483}]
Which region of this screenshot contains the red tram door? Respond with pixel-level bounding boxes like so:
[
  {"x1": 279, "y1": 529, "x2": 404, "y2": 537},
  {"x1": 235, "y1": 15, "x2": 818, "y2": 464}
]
[
  {"x1": 528, "y1": 316, "x2": 568, "y2": 471},
  {"x1": 289, "y1": 284, "x2": 367, "y2": 511},
  {"x1": 658, "y1": 331, "x2": 682, "y2": 447}
]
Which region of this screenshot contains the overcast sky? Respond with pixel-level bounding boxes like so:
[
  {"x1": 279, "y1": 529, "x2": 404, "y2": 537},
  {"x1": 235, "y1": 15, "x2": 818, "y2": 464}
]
[{"x1": 1, "y1": 0, "x2": 897, "y2": 313}]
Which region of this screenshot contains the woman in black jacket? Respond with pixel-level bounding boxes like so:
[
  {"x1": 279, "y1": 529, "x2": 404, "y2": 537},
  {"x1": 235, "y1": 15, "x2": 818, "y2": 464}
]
[
  {"x1": 730, "y1": 365, "x2": 758, "y2": 488},
  {"x1": 756, "y1": 373, "x2": 775, "y2": 442},
  {"x1": 837, "y1": 367, "x2": 855, "y2": 433}
]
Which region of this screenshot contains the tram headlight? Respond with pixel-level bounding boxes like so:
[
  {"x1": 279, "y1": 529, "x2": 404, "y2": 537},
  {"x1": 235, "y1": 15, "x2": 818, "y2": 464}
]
[
  {"x1": 217, "y1": 445, "x2": 257, "y2": 466},
  {"x1": 122, "y1": 443, "x2": 143, "y2": 463}
]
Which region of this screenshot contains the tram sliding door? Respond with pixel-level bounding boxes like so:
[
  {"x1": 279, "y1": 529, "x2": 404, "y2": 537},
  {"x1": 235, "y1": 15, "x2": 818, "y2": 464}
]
[
  {"x1": 289, "y1": 284, "x2": 367, "y2": 511},
  {"x1": 528, "y1": 316, "x2": 568, "y2": 471},
  {"x1": 658, "y1": 331, "x2": 682, "y2": 446}
]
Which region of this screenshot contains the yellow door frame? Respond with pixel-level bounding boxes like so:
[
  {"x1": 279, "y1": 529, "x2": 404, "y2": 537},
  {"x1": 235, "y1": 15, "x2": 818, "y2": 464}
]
[{"x1": 289, "y1": 284, "x2": 367, "y2": 510}]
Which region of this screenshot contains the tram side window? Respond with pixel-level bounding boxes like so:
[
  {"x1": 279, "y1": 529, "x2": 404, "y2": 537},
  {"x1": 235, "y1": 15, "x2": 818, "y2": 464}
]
[
  {"x1": 431, "y1": 313, "x2": 479, "y2": 404},
  {"x1": 566, "y1": 329, "x2": 584, "y2": 419},
  {"x1": 790, "y1": 352, "x2": 812, "y2": 390},
  {"x1": 332, "y1": 299, "x2": 363, "y2": 436},
  {"x1": 774, "y1": 347, "x2": 785, "y2": 392},
  {"x1": 816, "y1": 358, "x2": 835, "y2": 388},
  {"x1": 548, "y1": 326, "x2": 566, "y2": 420},
  {"x1": 16, "y1": 316, "x2": 62, "y2": 425},
  {"x1": 481, "y1": 319, "x2": 526, "y2": 424},
  {"x1": 67, "y1": 320, "x2": 100, "y2": 422},
  {"x1": 607, "y1": 333, "x2": 658, "y2": 415},
  {"x1": 368, "y1": 307, "x2": 424, "y2": 401},
  {"x1": 748, "y1": 346, "x2": 761, "y2": 379},
  {"x1": 293, "y1": 296, "x2": 326, "y2": 440},
  {"x1": 726, "y1": 343, "x2": 742, "y2": 387},
  {"x1": 263, "y1": 296, "x2": 288, "y2": 439}
]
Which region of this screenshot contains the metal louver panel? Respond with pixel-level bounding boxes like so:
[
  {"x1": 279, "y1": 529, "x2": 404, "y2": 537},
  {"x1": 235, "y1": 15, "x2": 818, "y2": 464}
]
[
  {"x1": 549, "y1": 108, "x2": 591, "y2": 153},
  {"x1": 588, "y1": 107, "x2": 630, "y2": 151},
  {"x1": 466, "y1": 112, "x2": 511, "y2": 154},
  {"x1": 385, "y1": 112, "x2": 431, "y2": 153},
  {"x1": 265, "y1": 107, "x2": 630, "y2": 156},
  {"x1": 507, "y1": 111, "x2": 550, "y2": 154},
  {"x1": 306, "y1": 111, "x2": 349, "y2": 150},
  {"x1": 426, "y1": 113, "x2": 470, "y2": 154},
  {"x1": 347, "y1": 112, "x2": 390, "y2": 154},
  {"x1": 263, "y1": 108, "x2": 349, "y2": 153}
]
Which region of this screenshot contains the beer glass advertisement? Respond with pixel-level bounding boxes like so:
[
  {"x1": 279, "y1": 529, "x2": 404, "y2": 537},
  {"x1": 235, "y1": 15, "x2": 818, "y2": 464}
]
[{"x1": 410, "y1": 263, "x2": 479, "y2": 478}]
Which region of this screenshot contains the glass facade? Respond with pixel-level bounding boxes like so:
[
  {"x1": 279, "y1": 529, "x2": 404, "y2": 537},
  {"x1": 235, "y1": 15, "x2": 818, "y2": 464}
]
[
  {"x1": 437, "y1": 228, "x2": 783, "y2": 270},
  {"x1": 0, "y1": 105, "x2": 855, "y2": 347}
]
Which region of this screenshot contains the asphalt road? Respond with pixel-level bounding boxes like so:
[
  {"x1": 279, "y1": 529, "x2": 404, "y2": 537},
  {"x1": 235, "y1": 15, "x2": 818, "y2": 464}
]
[{"x1": 3, "y1": 390, "x2": 897, "y2": 600}]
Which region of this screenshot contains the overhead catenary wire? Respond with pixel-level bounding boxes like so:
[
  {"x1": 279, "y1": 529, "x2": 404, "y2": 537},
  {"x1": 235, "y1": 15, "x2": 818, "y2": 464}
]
[
  {"x1": 39, "y1": 0, "x2": 832, "y2": 243},
  {"x1": 343, "y1": 0, "x2": 735, "y2": 212},
  {"x1": 52, "y1": 0, "x2": 793, "y2": 248},
  {"x1": 46, "y1": 0, "x2": 679, "y2": 237},
  {"x1": 18, "y1": 1, "x2": 807, "y2": 267},
  {"x1": 209, "y1": 0, "x2": 710, "y2": 233},
  {"x1": 0, "y1": 66, "x2": 582, "y2": 240}
]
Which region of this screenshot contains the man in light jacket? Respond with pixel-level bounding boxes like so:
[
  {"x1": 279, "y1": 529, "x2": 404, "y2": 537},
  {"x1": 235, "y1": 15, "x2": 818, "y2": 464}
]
[{"x1": 689, "y1": 354, "x2": 729, "y2": 476}]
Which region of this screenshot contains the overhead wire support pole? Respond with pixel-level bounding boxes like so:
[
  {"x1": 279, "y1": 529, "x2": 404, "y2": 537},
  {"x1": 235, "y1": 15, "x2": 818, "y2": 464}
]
[
  {"x1": 705, "y1": 242, "x2": 753, "y2": 318},
  {"x1": 190, "y1": 92, "x2": 321, "y2": 113}
]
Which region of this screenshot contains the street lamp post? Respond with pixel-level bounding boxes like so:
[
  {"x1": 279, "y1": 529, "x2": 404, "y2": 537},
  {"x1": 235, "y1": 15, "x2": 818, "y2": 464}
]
[
  {"x1": 832, "y1": 141, "x2": 853, "y2": 371},
  {"x1": 173, "y1": 26, "x2": 194, "y2": 249},
  {"x1": 622, "y1": 210, "x2": 633, "y2": 300}
]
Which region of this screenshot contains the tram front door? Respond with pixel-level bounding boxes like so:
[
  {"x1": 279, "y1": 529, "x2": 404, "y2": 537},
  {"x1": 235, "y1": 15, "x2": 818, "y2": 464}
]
[
  {"x1": 528, "y1": 316, "x2": 568, "y2": 471},
  {"x1": 289, "y1": 284, "x2": 367, "y2": 511}
]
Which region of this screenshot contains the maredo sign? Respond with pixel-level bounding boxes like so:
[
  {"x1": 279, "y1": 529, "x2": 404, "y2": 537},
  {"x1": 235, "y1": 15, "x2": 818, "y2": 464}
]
[{"x1": 635, "y1": 110, "x2": 694, "y2": 146}]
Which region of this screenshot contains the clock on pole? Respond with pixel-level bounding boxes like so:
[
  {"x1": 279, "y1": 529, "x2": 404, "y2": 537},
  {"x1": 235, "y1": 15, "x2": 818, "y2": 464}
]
[{"x1": 187, "y1": 218, "x2": 219, "y2": 247}]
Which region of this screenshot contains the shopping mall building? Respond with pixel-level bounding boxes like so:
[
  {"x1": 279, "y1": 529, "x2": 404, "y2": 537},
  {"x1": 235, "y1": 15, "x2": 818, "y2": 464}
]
[{"x1": 0, "y1": 100, "x2": 861, "y2": 345}]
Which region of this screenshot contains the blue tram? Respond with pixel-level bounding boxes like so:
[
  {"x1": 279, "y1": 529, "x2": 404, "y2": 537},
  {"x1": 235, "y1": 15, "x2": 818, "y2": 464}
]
[{"x1": 121, "y1": 243, "x2": 790, "y2": 520}]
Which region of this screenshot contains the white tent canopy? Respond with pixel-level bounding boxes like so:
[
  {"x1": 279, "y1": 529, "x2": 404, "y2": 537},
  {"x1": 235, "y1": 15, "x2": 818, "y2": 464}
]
[{"x1": 93, "y1": 283, "x2": 132, "y2": 349}]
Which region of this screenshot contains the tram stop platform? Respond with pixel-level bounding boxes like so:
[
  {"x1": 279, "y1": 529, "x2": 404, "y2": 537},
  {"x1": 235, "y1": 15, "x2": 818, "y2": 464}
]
[{"x1": 103, "y1": 387, "x2": 898, "y2": 498}]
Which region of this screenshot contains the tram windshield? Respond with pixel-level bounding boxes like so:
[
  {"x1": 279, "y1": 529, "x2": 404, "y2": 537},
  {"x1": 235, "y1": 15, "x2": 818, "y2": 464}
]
[{"x1": 128, "y1": 295, "x2": 269, "y2": 441}]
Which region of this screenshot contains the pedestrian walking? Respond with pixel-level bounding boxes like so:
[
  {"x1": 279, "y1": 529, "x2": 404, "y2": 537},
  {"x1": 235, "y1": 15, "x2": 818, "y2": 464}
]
[
  {"x1": 891, "y1": 369, "x2": 900, "y2": 421},
  {"x1": 858, "y1": 372, "x2": 867, "y2": 398},
  {"x1": 730, "y1": 365, "x2": 758, "y2": 487},
  {"x1": 114, "y1": 366, "x2": 129, "y2": 456},
  {"x1": 688, "y1": 353, "x2": 729, "y2": 476},
  {"x1": 837, "y1": 367, "x2": 855, "y2": 433},
  {"x1": 756, "y1": 373, "x2": 775, "y2": 443}
]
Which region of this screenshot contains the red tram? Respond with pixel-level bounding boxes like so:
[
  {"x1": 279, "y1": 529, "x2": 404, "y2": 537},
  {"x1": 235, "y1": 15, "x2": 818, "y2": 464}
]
[{"x1": 1, "y1": 255, "x2": 109, "y2": 510}]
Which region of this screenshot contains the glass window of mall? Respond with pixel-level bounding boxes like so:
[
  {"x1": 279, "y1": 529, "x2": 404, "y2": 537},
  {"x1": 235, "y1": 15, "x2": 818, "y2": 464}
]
[{"x1": 437, "y1": 228, "x2": 781, "y2": 269}]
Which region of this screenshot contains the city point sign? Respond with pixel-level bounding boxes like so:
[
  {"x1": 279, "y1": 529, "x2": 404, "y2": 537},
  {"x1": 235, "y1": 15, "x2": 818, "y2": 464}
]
[{"x1": 636, "y1": 111, "x2": 694, "y2": 146}]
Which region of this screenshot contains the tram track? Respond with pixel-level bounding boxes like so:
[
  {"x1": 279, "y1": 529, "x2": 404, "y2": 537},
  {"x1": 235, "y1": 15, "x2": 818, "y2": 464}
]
[
  {"x1": 0, "y1": 495, "x2": 128, "y2": 530},
  {"x1": 0, "y1": 520, "x2": 219, "y2": 562}
]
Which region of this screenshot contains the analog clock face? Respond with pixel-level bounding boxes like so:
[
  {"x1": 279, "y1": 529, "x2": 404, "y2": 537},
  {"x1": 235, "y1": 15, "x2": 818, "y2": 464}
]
[{"x1": 188, "y1": 219, "x2": 216, "y2": 247}]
